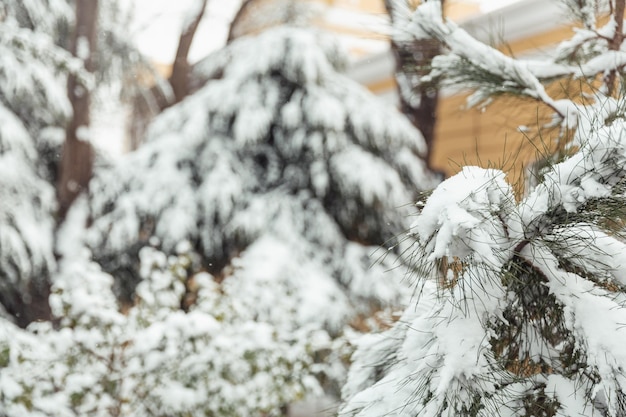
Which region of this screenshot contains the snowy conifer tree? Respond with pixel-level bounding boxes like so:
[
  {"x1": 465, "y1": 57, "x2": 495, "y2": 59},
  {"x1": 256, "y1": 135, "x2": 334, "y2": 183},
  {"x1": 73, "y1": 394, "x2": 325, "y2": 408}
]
[
  {"x1": 0, "y1": 0, "x2": 152, "y2": 325},
  {"x1": 0, "y1": 0, "x2": 78, "y2": 325},
  {"x1": 86, "y1": 26, "x2": 436, "y2": 310},
  {"x1": 80, "y1": 26, "x2": 436, "y2": 402},
  {"x1": 341, "y1": 1, "x2": 626, "y2": 416}
]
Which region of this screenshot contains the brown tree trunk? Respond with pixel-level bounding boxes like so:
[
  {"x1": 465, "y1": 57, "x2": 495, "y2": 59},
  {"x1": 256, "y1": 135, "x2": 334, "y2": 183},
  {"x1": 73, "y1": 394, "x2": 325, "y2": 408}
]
[
  {"x1": 385, "y1": 0, "x2": 444, "y2": 168},
  {"x1": 58, "y1": 0, "x2": 98, "y2": 219},
  {"x1": 169, "y1": 0, "x2": 208, "y2": 104},
  {"x1": 128, "y1": 0, "x2": 208, "y2": 149}
]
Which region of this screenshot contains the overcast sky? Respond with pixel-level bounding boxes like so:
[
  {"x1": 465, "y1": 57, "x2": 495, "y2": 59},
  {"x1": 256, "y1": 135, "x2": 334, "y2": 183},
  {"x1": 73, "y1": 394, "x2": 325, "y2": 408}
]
[
  {"x1": 127, "y1": 0, "x2": 242, "y2": 63},
  {"x1": 125, "y1": 0, "x2": 525, "y2": 64}
]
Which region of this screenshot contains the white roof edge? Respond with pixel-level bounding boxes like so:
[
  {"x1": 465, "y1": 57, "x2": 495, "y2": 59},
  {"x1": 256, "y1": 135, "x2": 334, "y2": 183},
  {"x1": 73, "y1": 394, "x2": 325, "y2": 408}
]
[
  {"x1": 348, "y1": 0, "x2": 567, "y2": 84},
  {"x1": 461, "y1": 0, "x2": 567, "y2": 44}
]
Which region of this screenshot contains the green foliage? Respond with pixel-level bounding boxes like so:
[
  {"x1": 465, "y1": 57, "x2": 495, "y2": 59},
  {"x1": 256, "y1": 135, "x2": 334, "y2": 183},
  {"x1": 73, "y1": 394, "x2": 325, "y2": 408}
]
[{"x1": 0, "y1": 345, "x2": 9, "y2": 368}]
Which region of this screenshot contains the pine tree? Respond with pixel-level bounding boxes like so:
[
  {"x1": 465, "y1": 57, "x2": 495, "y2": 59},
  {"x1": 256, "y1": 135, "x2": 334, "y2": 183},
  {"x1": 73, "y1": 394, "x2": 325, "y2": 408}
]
[
  {"x1": 81, "y1": 26, "x2": 437, "y2": 404},
  {"x1": 86, "y1": 26, "x2": 436, "y2": 310},
  {"x1": 0, "y1": 0, "x2": 77, "y2": 325},
  {"x1": 340, "y1": 1, "x2": 626, "y2": 416},
  {"x1": 0, "y1": 25, "x2": 437, "y2": 416},
  {"x1": 0, "y1": 0, "x2": 153, "y2": 326}
]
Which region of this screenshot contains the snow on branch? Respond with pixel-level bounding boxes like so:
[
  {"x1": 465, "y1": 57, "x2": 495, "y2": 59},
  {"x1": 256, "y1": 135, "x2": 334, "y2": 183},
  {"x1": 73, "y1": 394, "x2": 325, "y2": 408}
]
[
  {"x1": 0, "y1": 20, "x2": 82, "y2": 130},
  {"x1": 405, "y1": 3, "x2": 576, "y2": 123},
  {"x1": 525, "y1": 241, "x2": 626, "y2": 416},
  {"x1": 398, "y1": 0, "x2": 626, "y2": 129},
  {"x1": 341, "y1": 97, "x2": 626, "y2": 416},
  {"x1": 410, "y1": 166, "x2": 515, "y2": 267},
  {"x1": 561, "y1": 0, "x2": 609, "y2": 30}
]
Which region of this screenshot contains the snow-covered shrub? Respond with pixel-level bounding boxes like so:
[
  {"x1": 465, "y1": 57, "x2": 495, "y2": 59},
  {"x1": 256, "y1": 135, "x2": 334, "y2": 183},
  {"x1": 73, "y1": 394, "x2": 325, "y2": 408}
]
[
  {"x1": 0, "y1": 209, "x2": 316, "y2": 416},
  {"x1": 341, "y1": 1, "x2": 626, "y2": 416}
]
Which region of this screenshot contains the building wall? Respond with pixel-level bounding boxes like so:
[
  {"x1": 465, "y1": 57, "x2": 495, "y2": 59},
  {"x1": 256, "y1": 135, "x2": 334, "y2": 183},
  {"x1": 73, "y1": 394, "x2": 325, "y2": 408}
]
[
  {"x1": 434, "y1": 8, "x2": 576, "y2": 179},
  {"x1": 350, "y1": 0, "x2": 581, "y2": 182}
]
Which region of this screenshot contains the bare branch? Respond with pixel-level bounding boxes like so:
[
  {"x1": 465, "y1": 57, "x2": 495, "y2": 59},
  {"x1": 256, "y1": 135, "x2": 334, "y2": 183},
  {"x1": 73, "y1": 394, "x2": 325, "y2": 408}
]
[
  {"x1": 227, "y1": 0, "x2": 254, "y2": 44},
  {"x1": 170, "y1": 0, "x2": 208, "y2": 104}
]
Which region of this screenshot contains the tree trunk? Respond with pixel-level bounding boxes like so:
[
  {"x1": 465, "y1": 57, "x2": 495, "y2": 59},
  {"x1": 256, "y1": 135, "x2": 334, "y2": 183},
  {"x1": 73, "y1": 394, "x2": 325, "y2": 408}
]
[
  {"x1": 128, "y1": 0, "x2": 208, "y2": 149},
  {"x1": 58, "y1": 0, "x2": 98, "y2": 219},
  {"x1": 385, "y1": 0, "x2": 444, "y2": 168},
  {"x1": 169, "y1": 0, "x2": 208, "y2": 104}
]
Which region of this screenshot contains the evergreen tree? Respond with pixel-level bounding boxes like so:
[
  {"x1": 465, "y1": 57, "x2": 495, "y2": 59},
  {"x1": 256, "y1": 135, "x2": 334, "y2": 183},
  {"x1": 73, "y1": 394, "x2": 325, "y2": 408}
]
[
  {"x1": 0, "y1": 0, "x2": 152, "y2": 326},
  {"x1": 86, "y1": 26, "x2": 436, "y2": 314},
  {"x1": 0, "y1": 0, "x2": 76, "y2": 325},
  {"x1": 0, "y1": 26, "x2": 437, "y2": 415},
  {"x1": 83, "y1": 25, "x2": 437, "y2": 399},
  {"x1": 341, "y1": 1, "x2": 626, "y2": 416}
]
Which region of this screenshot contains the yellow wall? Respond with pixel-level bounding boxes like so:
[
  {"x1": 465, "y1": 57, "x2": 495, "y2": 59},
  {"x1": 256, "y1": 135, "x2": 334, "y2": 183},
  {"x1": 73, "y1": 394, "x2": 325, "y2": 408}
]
[
  {"x1": 432, "y1": 23, "x2": 588, "y2": 181},
  {"x1": 367, "y1": 22, "x2": 584, "y2": 183},
  {"x1": 433, "y1": 87, "x2": 566, "y2": 185}
]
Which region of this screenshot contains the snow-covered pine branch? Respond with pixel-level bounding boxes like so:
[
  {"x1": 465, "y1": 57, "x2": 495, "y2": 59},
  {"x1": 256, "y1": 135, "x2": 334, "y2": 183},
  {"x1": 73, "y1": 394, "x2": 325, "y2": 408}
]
[
  {"x1": 341, "y1": 101, "x2": 626, "y2": 415},
  {"x1": 561, "y1": 0, "x2": 609, "y2": 31},
  {"x1": 394, "y1": 0, "x2": 626, "y2": 130},
  {"x1": 341, "y1": 2, "x2": 626, "y2": 416}
]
